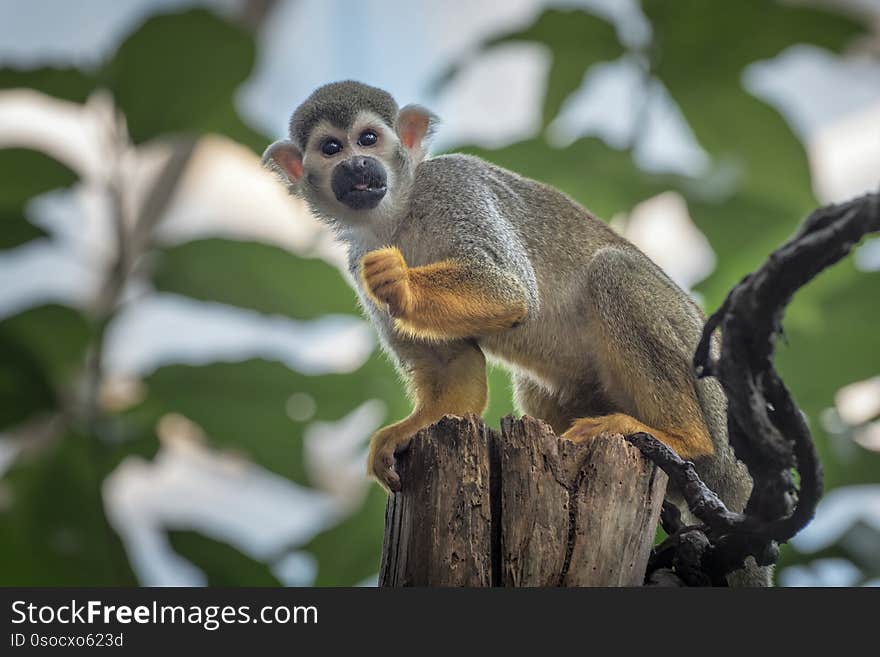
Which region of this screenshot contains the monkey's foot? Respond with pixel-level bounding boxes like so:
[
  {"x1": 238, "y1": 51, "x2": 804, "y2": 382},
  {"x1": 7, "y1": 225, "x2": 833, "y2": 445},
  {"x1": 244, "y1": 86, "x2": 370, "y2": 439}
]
[
  {"x1": 562, "y1": 413, "x2": 652, "y2": 444},
  {"x1": 367, "y1": 425, "x2": 414, "y2": 493},
  {"x1": 360, "y1": 247, "x2": 412, "y2": 318},
  {"x1": 563, "y1": 414, "x2": 714, "y2": 460}
]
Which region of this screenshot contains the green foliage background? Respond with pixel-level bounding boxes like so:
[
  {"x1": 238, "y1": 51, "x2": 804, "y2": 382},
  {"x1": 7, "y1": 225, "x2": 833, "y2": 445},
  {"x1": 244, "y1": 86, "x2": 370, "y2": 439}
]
[{"x1": 1, "y1": 2, "x2": 878, "y2": 586}]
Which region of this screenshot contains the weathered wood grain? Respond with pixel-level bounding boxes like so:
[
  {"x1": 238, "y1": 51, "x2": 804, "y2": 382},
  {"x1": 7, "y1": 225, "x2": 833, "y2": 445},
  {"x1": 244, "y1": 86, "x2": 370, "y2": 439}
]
[
  {"x1": 379, "y1": 415, "x2": 494, "y2": 587},
  {"x1": 379, "y1": 414, "x2": 668, "y2": 587}
]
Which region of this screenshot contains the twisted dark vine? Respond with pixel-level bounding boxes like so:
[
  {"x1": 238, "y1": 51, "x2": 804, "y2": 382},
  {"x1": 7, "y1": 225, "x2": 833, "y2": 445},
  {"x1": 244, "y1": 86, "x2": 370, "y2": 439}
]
[{"x1": 628, "y1": 191, "x2": 880, "y2": 585}]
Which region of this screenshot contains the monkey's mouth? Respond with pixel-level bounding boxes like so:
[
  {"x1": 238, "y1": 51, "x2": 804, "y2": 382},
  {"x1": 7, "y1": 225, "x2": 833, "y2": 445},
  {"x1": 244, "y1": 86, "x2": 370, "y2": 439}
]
[
  {"x1": 335, "y1": 178, "x2": 387, "y2": 210},
  {"x1": 332, "y1": 158, "x2": 388, "y2": 210}
]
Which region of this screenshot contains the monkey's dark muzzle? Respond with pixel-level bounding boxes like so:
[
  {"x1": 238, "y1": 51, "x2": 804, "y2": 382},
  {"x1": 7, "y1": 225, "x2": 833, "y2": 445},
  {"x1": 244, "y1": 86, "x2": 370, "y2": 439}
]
[{"x1": 332, "y1": 156, "x2": 387, "y2": 210}]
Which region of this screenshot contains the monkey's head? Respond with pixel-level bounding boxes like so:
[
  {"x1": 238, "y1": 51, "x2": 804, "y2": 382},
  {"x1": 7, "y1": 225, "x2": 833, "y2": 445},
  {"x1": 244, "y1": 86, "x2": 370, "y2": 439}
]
[{"x1": 263, "y1": 81, "x2": 437, "y2": 226}]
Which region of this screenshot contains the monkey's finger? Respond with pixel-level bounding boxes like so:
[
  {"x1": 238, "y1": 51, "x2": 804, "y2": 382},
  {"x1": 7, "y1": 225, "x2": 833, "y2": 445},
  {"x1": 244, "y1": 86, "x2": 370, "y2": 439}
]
[
  {"x1": 365, "y1": 266, "x2": 406, "y2": 288},
  {"x1": 374, "y1": 280, "x2": 411, "y2": 311},
  {"x1": 362, "y1": 258, "x2": 405, "y2": 279},
  {"x1": 362, "y1": 246, "x2": 406, "y2": 267},
  {"x1": 371, "y1": 472, "x2": 396, "y2": 494},
  {"x1": 377, "y1": 450, "x2": 401, "y2": 492},
  {"x1": 371, "y1": 278, "x2": 408, "y2": 299},
  {"x1": 361, "y1": 247, "x2": 401, "y2": 264},
  {"x1": 384, "y1": 468, "x2": 401, "y2": 493}
]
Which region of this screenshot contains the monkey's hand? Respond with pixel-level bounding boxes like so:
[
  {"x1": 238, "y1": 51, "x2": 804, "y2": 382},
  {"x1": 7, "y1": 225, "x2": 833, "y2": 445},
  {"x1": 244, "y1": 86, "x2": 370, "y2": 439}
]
[
  {"x1": 360, "y1": 247, "x2": 528, "y2": 341},
  {"x1": 361, "y1": 247, "x2": 414, "y2": 318}
]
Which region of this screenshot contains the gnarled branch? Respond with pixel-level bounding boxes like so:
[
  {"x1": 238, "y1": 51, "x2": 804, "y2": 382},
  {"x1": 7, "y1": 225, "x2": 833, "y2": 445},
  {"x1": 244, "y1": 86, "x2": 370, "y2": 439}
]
[{"x1": 629, "y1": 192, "x2": 880, "y2": 583}]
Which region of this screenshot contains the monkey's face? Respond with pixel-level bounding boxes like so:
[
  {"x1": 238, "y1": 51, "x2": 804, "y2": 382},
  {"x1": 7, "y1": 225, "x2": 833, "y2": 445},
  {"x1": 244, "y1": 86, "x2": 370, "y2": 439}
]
[
  {"x1": 299, "y1": 112, "x2": 405, "y2": 223},
  {"x1": 263, "y1": 88, "x2": 436, "y2": 230}
]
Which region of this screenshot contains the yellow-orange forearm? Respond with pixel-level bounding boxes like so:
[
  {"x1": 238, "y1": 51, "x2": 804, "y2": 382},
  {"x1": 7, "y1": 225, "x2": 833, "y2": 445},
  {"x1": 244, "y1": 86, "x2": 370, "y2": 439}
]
[{"x1": 360, "y1": 246, "x2": 527, "y2": 340}]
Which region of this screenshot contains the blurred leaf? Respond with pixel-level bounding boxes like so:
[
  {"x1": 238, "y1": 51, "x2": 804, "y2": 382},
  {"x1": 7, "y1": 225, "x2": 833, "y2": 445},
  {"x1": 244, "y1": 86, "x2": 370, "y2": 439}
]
[
  {"x1": 641, "y1": 0, "x2": 868, "y2": 243},
  {"x1": 0, "y1": 67, "x2": 96, "y2": 102},
  {"x1": 305, "y1": 486, "x2": 385, "y2": 586},
  {"x1": 0, "y1": 305, "x2": 93, "y2": 431},
  {"x1": 644, "y1": 0, "x2": 865, "y2": 83},
  {"x1": 193, "y1": 96, "x2": 270, "y2": 154},
  {"x1": 0, "y1": 433, "x2": 137, "y2": 585},
  {"x1": 777, "y1": 535, "x2": 853, "y2": 574},
  {"x1": 690, "y1": 192, "x2": 808, "y2": 305},
  {"x1": 0, "y1": 149, "x2": 79, "y2": 205},
  {"x1": 1, "y1": 13, "x2": 267, "y2": 152},
  {"x1": 0, "y1": 332, "x2": 55, "y2": 430},
  {"x1": 167, "y1": 530, "x2": 281, "y2": 586},
  {"x1": 775, "y1": 263, "x2": 880, "y2": 489},
  {"x1": 101, "y1": 9, "x2": 258, "y2": 145},
  {"x1": 126, "y1": 354, "x2": 410, "y2": 486},
  {"x1": 123, "y1": 350, "x2": 406, "y2": 587},
  {"x1": 0, "y1": 210, "x2": 46, "y2": 250},
  {"x1": 461, "y1": 136, "x2": 674, "y2": 218},
  {"x1": 0, "y1": 149, "x2": 79, "y2": 249},
  {"x1": 153, "y1": 239, "x2": 359, "y2": 320},
  {"x1": 0, "y1": 304, "x2": 93, "y2": 390},
  {"x1": 485, "y1": 9, "x2": 624, "y2": 126}
]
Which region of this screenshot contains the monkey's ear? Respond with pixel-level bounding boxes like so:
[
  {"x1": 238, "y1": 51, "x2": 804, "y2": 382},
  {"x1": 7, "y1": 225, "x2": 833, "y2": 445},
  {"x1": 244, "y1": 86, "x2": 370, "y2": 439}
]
[
  {"x1": 396, "y1": 104, "x2": 439, "y2": 162},
  {"x1": 262, "y1": 140, "x2": 304, "y2": 184}
]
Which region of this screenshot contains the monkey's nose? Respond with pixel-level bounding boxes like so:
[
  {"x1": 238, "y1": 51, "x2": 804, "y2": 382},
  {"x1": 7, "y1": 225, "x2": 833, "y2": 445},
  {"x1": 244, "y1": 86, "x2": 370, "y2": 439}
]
[{"x1": 351, "y1": 157, "x2": 370, "y2": 174}]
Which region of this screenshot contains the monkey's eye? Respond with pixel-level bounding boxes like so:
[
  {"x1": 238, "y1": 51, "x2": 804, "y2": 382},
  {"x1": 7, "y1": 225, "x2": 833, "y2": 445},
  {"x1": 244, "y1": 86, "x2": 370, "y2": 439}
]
[
  {"x1": 321, "y1": 139, "x2": 343, "y2": 156},
  {"x1": 357, "y1": 130, "x2": 378, "y2": 147}
]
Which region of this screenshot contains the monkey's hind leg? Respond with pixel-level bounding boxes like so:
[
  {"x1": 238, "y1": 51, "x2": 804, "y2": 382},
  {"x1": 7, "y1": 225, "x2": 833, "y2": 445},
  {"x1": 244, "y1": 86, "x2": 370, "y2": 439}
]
[
  {"x1": 512, "y1": 374, "x2": 572, "y2": 435},
  {"x1": 562, "y1": 247, "x2": 715, "y2": 461},
  {"x1": 368, "y1": 341, "x2": 488, "y2": 492}
]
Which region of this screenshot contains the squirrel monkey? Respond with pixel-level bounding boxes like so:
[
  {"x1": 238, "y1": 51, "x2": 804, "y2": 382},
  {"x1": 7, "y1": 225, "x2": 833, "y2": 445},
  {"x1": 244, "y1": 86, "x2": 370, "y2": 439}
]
[{"x1": 265, "y1": 81, "x2": 766, "y2": 585}]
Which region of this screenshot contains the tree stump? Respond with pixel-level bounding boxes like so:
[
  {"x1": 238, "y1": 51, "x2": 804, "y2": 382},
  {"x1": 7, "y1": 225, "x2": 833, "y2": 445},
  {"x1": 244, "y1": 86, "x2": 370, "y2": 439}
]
[{"x1": 379, "y1": 414, "x2": 668, "y2": 587}]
